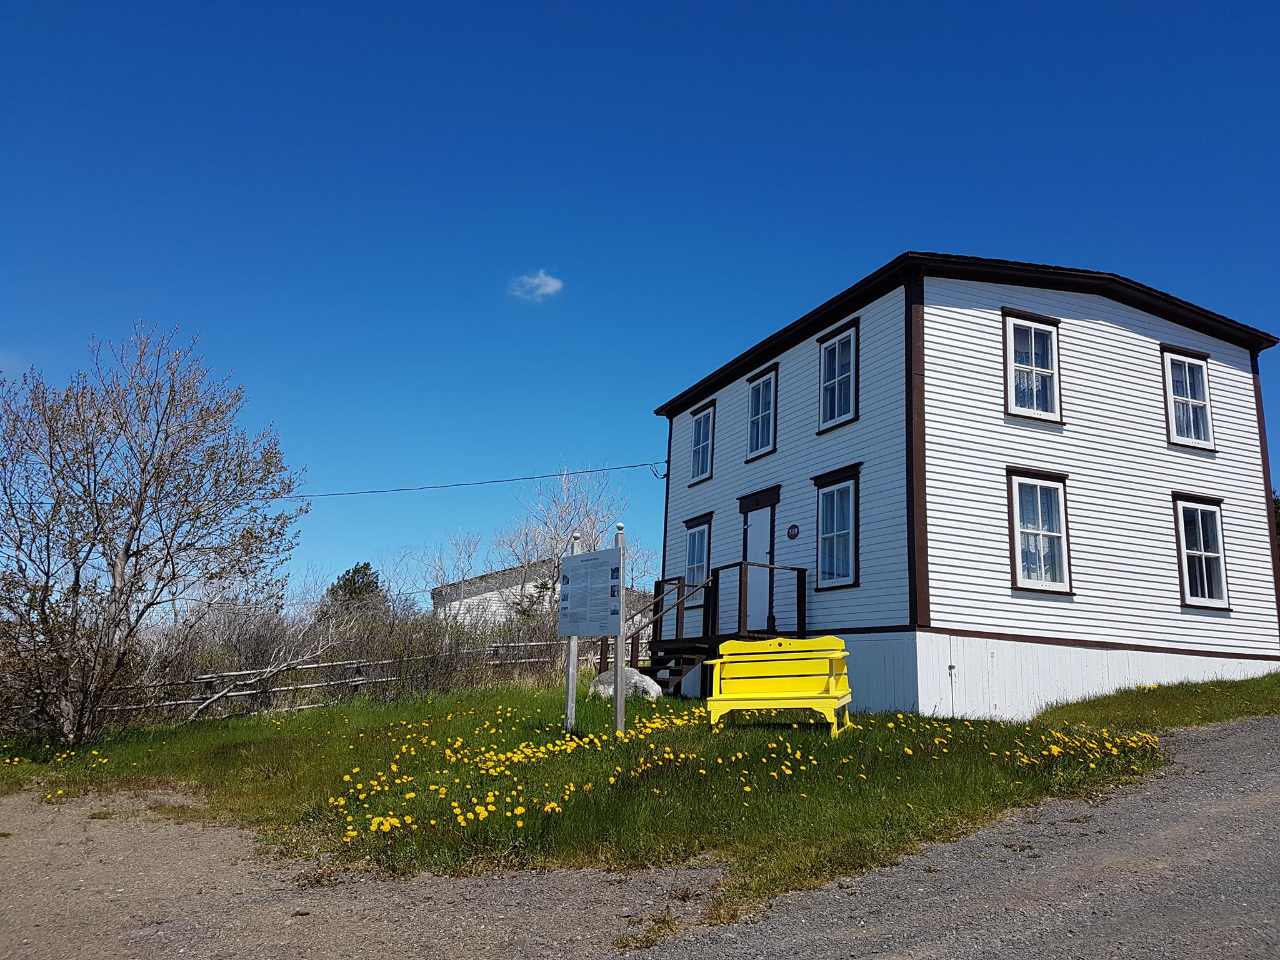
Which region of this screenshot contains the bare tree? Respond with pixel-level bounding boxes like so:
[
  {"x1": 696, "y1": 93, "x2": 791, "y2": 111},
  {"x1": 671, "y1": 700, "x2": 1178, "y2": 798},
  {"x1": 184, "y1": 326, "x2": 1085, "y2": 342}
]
[
  {"x1": 0, "y1": 323, "x2": 307, "y2": 742},
  {"x1": 489, "y1": 467, "x2": 627, "y2": 615}
]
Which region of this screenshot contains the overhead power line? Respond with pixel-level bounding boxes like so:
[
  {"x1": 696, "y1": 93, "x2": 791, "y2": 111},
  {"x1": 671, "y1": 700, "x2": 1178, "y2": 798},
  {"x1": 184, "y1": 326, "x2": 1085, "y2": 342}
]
[{"x1": 286, "y1": 461, "x2": 668, "y2": 500}]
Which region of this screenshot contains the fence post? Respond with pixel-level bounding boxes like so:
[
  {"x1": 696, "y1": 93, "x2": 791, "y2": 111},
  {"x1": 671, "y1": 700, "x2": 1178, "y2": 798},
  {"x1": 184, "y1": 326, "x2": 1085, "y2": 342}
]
[
  {"x1": 565, "y1": 532, "x2": 580, "y2": 733},
  {"x1": 613, "y1": 523, "x2": 626, "y2": 736}
]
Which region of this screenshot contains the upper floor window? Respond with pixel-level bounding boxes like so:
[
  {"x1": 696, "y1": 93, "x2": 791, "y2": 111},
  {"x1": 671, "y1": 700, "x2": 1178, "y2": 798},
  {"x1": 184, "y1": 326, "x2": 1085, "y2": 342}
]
[
  {"x1": 690, "y1": 404, "x2": 714, "y2": 483},
  {"x1": 812, "y1": 463, "x2": 860, "y2": 589},
  {"x1": 1008, "y1": 470, "x2": 1071, "y2": 592},
  {"x1": 1004, "y1": 310, "x2": 1061, "y2": 422},
  {"x1": 817, "y1": 318, "x2": 858, "y2": 431},
  {"x1": 1162, "y1": 347, "x2": 1215, "y2": 449},
  {"x1": 1174, "y1": 496, "x2": 1229, "y2": 608},
  {"x1": 746, "y1": 366, "x2": 777, "y2": 459}
]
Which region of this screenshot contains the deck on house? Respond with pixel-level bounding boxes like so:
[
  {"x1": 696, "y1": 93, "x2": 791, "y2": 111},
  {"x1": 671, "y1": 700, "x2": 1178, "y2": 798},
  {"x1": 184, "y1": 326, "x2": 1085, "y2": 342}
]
[{"x1": 631, "y1": 561, "x2": 809, "y2": 696}]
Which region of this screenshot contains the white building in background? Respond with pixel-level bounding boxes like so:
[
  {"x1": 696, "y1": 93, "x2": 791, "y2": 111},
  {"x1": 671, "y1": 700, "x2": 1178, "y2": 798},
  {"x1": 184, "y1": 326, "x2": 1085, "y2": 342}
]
[{"x1": 646, "y1": 252, "x2": 1280, "y2": 718}]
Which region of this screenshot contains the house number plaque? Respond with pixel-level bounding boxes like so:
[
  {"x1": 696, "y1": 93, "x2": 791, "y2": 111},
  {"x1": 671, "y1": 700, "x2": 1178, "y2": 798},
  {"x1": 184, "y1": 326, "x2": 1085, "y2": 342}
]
[{"x1": 786, "y1": 524, "x2": 800, "y2": 540}]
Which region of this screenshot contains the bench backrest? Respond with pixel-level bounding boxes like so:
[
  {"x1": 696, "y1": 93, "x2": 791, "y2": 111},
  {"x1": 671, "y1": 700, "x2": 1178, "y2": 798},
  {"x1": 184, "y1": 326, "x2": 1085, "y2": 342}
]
[{"x1": 713, "y1": 636, "x2": 849, "y2": 698}]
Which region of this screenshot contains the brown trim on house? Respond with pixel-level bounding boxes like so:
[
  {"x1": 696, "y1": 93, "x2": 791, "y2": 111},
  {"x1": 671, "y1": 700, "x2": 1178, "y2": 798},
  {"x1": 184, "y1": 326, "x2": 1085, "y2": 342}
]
[
  {"x1": 1003, "y1": 307, "x2": 1062, "y2": 327},
  {"x1": 738, "y1": 484, "x2": 782, "y2": 513},
  {"x1": 904, "y1": 272, "x2": 930, "y2": 628},
  {"x1": 654, "y1": 252, "x2": 1278, "y2": 420},
  {"x1": 1001, "y1": 308, "x2": 1066, "y2": 425},
  {"x1": 811, "y1": 463, "x2": 862, "y2": 488},
  {"x1": 743, "y1": 362, "x2": 779, "y2": 462},
  {"x1": 1005, "y1": 467, "x2": 1075, "y2": 595},
  {"x1": 933, "y1": 625, "x2": 1280, "y2": 662},
  {"x1": 800, "y1": 624, "x2": 916, "y2": 636},
  {"x1": 812, "y1": 462, "x2": 860, "y2": 591},
  {"x1": 687, "y1": 401, "x2": 715, "y2": 488},
  {"x1": 659, "y1": 417, "x2": 673, "y2": 580},
  {"x1": 1160, "y1": 342, "x2": 1211, "y2": 361},
  {"x1": 815, "y1": 316, "x2": 860, "y2": 344},
  {"x1": 815, "y1": 316, "x2": 860, "y2": 433},
  {"x1": 1158, "y1": 345, "x2": 1218, "y2": 453},
  {"x1": 1170, "y1": 495, "x2": 1232, "y2": 611},
  {"x1": 1171, "y1": 491, "x2": 1225, "y2": 506},
  {"x1": 684, "y1": 512, "x2": 714, "y2": 530},
  {"x1": 1252, "y1": 351, "x2": 1280, "y2": 629}
]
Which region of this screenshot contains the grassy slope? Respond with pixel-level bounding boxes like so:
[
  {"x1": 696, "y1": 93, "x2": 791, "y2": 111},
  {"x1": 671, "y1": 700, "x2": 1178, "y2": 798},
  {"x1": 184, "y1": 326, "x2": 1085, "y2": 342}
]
[
  {"x1": 1, "y1": 684, "x2": 1159, "y2": 904},
  {"x1": 1037, "y1": 670, "x2": 1280, "y2": 732}
]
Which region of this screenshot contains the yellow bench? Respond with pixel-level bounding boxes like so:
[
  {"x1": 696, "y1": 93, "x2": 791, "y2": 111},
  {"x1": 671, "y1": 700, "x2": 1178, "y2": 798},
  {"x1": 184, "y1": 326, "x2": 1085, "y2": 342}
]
[{"x1": 705, "y1": 636, "x2": 852, "y2": 737}]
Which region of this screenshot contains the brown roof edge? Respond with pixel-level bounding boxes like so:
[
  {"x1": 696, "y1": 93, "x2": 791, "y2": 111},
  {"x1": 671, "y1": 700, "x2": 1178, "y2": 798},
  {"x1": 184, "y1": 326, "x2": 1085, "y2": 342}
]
[{"x1": 653, "y1": 251, "x2": 1279, "y2": 419}]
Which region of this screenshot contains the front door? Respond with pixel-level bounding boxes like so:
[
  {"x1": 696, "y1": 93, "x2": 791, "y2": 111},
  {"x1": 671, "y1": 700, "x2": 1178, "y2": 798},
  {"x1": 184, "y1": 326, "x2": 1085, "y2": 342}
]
[{"x1": 743, "y1": 506, "x2": 773, "y2": 631}]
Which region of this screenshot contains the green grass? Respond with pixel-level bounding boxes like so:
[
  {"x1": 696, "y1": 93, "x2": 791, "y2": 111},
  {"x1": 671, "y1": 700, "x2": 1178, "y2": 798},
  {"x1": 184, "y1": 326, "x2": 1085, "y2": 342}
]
[
  {"x1": 0, "y1": 683, "x2": 1161, "y2": 905},
  {"x1": 1037, "y1": 670, "x2": 1280, "y2": 732}
]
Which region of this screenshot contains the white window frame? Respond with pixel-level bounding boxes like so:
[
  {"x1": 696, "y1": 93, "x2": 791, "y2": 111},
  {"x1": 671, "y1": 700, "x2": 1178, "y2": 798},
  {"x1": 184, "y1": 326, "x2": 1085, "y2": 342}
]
[
  {"x1": 684, "y1": 523, "x2": 710, "y2": 602},
  {"x1": 690, "y1": 406, "x2": 714, "y2": 483},
  {"x1": 816, "y1": 477, "x2": 857, "y2": 588},
  {"x1": 1009, "y1": 473, "x2": 1071, "y2": 592},
  {"x1": 1004, "y1": 313, "x2": 1062, "y2": 422},
  {"x1": 1175, "y1": 499, "x2": 1229, "y2": 609},
  {"x1": 817, "y1": 323, "x2": 857, "y2": 430},
  {"x1": 746, "y1": 369, "x2": 776, "y2": 458},
  {"x1": 1163, "y1": 351, "x2": 1215, "y2": 449}
]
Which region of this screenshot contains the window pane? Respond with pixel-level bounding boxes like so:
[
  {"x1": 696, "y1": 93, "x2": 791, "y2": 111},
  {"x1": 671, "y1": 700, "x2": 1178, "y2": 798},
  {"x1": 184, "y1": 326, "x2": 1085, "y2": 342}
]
[
  {"x1": 1014, "y1": 326, "x2": 1031, "y2": 366},
  {"x1": 1020, "y1": 532, "x2": 1042, "y2": 580},
  {"x1": 749, "y1": 420, "x2": 760, "y2": 452},
  {"x1": 1042, "y1": 535, "x2": 1064, "y2": 583},
  {"x1": 835, "y1": 532, "x2": 851, "y2": 579},
  {"x1": 837, "y1": 336, "x2": 851, "y2": 376},
  {"x1": 1039, "y1": 486, "x2": 1061, "y2": 533},
  {"x1": 1018, "y1": 483, "x2": 1040, "y2": 530},
  {"x1": 1182, "y1": 506, "x2": 1201, "y2": 551},
  {"x1": 760, "y1": 380, "x2": 772, "y2": 415},
  {"x1": 1187, "y1": 363, "x2": 1205, "y2": 402},
  {"x1": 837, "y1": 376, "x2": 851, "y2": 418},
  {"x1": 1204, "y1": 556, "x2": 1224, "y2": 600},
  {"x1": 1035, "y1": 372, "x2": 1055, "y2": 413},
  {"x1": 823, "y1": 344, "x2": 836, "y2": 383},
  {"x1": 1200, "y1": 510, "x2": 1220, "y2": 554},
  {"x1": 1174, "y1": 400, "x2": 1193, "y2": 439},
  {"x1": 1014, "y1": 369, "x2": 1035, "y2": 410},
  {"x1": 836, "y1": 486, "x2": 851, "y2": 532},
  {"x1": 823, "y1": 383, "x2": 836, "y2": 423},
  {"x1": 820, "y1": 536, "x2": 834, "y2": 581},
  {"x1": 820, "y1": 491, "x2": 834, "y2": 535},
  {"x1": 1033, "y1": 329, "x2": 1053, "y2": 371},
  {"x1": 1171, "y1": 360, "x2": 1188, "y2": 399},
  {"x1": 750, "y1": 385, "x2": 761, "y2": 418},
  {"x1": 1191, "y1": 404, "x2": 1209, "y2": 441},
  {"x1": 1187, "y1": 554, "x2": 1207, "y2": 598}
]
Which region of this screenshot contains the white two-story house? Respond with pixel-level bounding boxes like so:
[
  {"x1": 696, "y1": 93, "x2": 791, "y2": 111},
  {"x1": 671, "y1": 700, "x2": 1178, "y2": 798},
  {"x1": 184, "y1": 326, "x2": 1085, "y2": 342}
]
[{"x1": 644, "y1": 252, "x2": 1280, "y2": 719}]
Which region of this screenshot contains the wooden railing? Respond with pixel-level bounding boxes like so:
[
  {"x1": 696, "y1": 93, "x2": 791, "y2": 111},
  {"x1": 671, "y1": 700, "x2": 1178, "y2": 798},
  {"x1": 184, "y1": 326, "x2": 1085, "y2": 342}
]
[{"x1": 648, "y1": 561, "x2": 807, "y2": 653}]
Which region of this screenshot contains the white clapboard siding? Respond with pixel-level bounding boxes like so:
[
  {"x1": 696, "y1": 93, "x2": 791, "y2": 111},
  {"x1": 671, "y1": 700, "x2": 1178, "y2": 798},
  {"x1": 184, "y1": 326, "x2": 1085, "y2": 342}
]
[
  {"x1": 922, "y1": 278, "x2": 1280, "y2": 658},
  {"x1": 662, "y1": 286, "x2": 909, "y2": 633}
]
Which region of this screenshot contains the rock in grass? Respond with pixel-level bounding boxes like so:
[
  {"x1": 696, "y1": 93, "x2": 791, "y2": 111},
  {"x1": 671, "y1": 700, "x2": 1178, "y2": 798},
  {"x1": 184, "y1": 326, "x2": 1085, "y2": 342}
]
[{"x1": 588, "y1": 668, "x2": 662, "y2": 701}]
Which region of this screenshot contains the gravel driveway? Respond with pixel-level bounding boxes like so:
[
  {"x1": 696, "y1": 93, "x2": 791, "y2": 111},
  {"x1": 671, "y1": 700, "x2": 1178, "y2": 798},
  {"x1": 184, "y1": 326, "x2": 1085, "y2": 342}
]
[{"x1": 2, "y1": 716, "x2": 1277, "y2": 960}]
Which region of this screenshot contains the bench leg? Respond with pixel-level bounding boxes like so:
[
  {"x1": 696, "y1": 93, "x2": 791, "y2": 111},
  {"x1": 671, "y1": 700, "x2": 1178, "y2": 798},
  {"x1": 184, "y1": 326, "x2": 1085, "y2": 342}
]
[{"x1": 819, "y1": 705, "x2": 838, "y2": 739}]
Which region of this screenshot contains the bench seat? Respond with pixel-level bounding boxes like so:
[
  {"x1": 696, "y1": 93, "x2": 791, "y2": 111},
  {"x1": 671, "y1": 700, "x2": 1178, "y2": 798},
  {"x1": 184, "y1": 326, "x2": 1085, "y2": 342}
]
[{"x1": 705, "y1": 636, "x2": 852, "y2": 737}]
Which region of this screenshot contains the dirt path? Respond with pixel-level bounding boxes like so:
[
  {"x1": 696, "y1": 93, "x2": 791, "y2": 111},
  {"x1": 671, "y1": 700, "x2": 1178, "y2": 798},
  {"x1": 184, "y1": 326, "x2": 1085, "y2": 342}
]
[{"x1": 2, "y1": 716, "x2": 1278, "y2": 960}]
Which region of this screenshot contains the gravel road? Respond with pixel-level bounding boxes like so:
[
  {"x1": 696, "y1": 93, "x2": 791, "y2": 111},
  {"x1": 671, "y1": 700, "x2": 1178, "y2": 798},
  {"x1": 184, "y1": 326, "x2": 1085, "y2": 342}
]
[{"x1": 2, "y1": 716, "x2": 1277, "y2": 960}]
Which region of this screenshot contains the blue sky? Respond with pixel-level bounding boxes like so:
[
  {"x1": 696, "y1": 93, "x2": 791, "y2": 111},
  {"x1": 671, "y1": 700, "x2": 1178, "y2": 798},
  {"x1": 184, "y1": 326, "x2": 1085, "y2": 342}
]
[{"x1": 3, "y1": 2, "x2": 1278, "y2": 587}]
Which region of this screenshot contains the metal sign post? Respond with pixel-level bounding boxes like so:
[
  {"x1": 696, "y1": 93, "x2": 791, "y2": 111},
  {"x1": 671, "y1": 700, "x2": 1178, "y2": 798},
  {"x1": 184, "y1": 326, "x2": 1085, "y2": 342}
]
[
  {"x1": 564, "y1": 532, "x2": 580, "y2": 733},
  {"x1": 613, "y1": 523, "x2": 626, "y2": 736},
  {"x1": 557, "y1": 535, "x2": 625, "y2": 733}
]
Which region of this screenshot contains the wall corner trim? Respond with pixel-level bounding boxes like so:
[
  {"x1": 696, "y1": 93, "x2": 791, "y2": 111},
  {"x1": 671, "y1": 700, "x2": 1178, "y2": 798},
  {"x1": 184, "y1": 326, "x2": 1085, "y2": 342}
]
[{"x1": 904, "y1": 271, "x2": 931, "y2": 628}]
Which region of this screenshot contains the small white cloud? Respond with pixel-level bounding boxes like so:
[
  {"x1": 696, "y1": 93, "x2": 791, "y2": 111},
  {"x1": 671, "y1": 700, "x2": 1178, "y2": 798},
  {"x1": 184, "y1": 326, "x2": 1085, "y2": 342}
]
[{"x1": 508, "y1": 269, "x2": 564, "y2": 302}]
